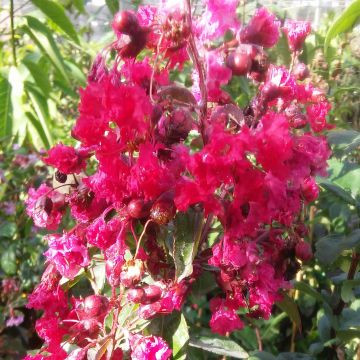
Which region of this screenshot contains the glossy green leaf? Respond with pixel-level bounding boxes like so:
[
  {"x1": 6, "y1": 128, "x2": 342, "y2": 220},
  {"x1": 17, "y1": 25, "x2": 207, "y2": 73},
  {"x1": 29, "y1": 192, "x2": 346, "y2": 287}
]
[
  {"x1": 171, "y1": 209, "x2": 204, "y2": 282},
  {"x1": 24, "y1": 16, "x2": 71, "y2": 86},
  {"x1": 0, "y1": 75, "x2": 13, "y2": 139},
  {"x1": 31, "y1": 0, "x2": 79, "y2": 43},
  {"x1": 276, "y1": 293, "x2": 302, "y2": 331},
  {"x1": 1, "y1": 247, "x2": 17, "y2": 275},
  {"x1": 341, "y1": 279, "x2": 360, "y2": 302},
  {"x1": 189, "y1": 333, "x2": 248, "y2": 358},
  {"x1": 315, "y1": 229, "x2": 360, "y2": 264},
  {"x1": 319, "y1": 179, "x2": 357, "y2": 206},
  {"x1": 324, "y1": 0, "x2": 360, "y2": 55},
  {"x1": 172, "y1": 313, "x2": 189, "y2": 360},
  {"x1": 0, "y1": 222, "x2": 17, "y2": 238}
]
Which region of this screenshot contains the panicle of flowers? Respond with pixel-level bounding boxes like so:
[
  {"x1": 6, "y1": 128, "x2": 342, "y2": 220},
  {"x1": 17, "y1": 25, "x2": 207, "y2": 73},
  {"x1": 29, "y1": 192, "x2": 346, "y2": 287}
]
[{"x1": 25, "y1": 0, "x2": 332, "y2": 358}]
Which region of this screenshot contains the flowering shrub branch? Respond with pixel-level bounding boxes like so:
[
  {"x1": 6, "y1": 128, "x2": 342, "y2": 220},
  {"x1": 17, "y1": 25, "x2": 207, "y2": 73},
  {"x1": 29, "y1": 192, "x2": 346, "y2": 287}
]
[{"x1": 24, "y1": 0, "x2": 333, "y2": 358}]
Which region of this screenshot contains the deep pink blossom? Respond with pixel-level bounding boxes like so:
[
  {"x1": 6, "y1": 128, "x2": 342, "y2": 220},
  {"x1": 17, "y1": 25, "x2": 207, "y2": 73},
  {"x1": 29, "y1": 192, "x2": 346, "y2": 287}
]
[
  {"x1": 44, "y1": 144, "x2": 88, "y2": 174},
  {"x1": 283, "y1": 20, "x2": 311, "y2": 52},
  {"x1": 130, "y1": 334, "x2": 172, "y2": 360},
  {"x1": 240, "y1": 8, "x2": 280, "y2": 48},
  {"x1": 44, "y1": 233, "x2": 90, "y2": 279},
  {"x1": 25, "y1": 184, "x2": 65, "y2": 230}
]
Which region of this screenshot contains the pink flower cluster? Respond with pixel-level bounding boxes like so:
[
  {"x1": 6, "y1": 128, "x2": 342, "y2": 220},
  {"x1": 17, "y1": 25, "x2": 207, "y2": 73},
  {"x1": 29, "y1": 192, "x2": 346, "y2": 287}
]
[{"x1": 25, "y1": 1, "x2": 331, "y2": 358}]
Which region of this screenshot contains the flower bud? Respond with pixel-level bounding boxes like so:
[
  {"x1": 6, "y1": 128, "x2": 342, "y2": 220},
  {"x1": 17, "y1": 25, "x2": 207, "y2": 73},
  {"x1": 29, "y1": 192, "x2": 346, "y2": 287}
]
[
  {"x1": 295, "y1": 240, "x2": 313, "y2": 262},
  {"x1": 156, "y1": 108, "x2": 193, "y2": 145},
  {"x1": 226, "y1": 52, "x2": 252, "y2": 76},
  {"x1": 120, "y1": 259, "x2": 144, "y2": 287},
  {"x1": 142, "y1": 285, "x2": 162, "y2": 304},
  {"x1": 127, "y1": 198, "x2": 151, "y2": 219},
  {"x1": 112, "y1": 11, "x2": 140, "y2": 37},
  {"x1": 293, "y1": 62, "x2": 310, "y2": 81},
  {"x1": 150, "y1": 196, "x2": 176, "y2": 225},
  {"x1": 127, "y1": 287, "x2": 145, "y2": 303},
  {"x1": 301, "y1": 177, "x2": 319, "y2": 203},
  {"x1": 76, "y1": 295, "x2": 109, "y2": 321}
]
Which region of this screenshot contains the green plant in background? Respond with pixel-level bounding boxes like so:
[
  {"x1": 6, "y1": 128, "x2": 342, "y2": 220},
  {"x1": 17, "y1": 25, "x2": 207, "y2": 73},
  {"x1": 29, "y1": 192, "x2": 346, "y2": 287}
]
[{"x1": 0, "y1": 0, "x2": 360, "y2": 359}]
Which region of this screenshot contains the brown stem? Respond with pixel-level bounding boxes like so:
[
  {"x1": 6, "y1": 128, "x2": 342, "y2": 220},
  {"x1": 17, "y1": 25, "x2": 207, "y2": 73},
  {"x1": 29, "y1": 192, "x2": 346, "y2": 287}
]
[
  {"x1": 185, "y1": 0, "x2": 208, "y2": 144},
  {"x1": 255, "y1": 326, "x2": 263, "y2": 351},
  {"x1": 10, "y1": 0, "x2": 17, "y2": 66},
  {"x1": 334, "y1": 251, "x2": 360, "y2": 315}
]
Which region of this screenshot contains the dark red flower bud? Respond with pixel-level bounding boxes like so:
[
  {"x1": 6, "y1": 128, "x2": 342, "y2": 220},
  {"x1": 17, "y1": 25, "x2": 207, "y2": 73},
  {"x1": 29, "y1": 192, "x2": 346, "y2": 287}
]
[
  {"x1": 112, "y1": 11, "x2": 140, "y2": 36},
  {"x1": 156, "y1": 108, "x2": 193, "y2": 145},
  {"x1": 295, "y1": 240, "x2": 313, "y2": 262},
  {"x1": 127, "y1": 198, "x2": 151, "y2": 219},
  {"x1": 82, "y1": 295, "x2": 109, "y2": 319},
  {"x1": 150, "y1": 197, "x2": 176, "y2": 225},
  {"x1": 118, "y1": 30, "x2": 147, "y2": 59},
  {"x1": 293, "y1": 62, "x2": 310, "y2": 81},
  {"x1": 301, "y1": 177, "x2": 319, "y2": 203},
  {"x1": 127, "y1": 287, "x2": 145, "y2": 303},
  {"x1": 226, "y1": 52, "x2": 252, "y2": 76},
  {"x1": 142, "y1": 285, "x2": 162, "y2": 304},
  {"x1": 55, "y1": 171, "x2": 68, "y2": 184}
]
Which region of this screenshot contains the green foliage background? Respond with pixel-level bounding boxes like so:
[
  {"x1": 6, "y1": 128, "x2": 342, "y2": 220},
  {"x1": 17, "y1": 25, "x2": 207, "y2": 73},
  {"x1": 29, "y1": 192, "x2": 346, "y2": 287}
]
[{"x1": 0, "y1": 0, "x2": 359, "y2": 359}]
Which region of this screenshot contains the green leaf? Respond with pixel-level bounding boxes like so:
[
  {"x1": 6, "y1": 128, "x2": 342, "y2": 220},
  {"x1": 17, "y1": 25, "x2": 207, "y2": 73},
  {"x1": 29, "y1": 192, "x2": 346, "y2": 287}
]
[
  {"x1": 319, "y1": 179, "x2": 357, "y2": 206},
  {"x1": 22, "y1": 58, "x2": 51, "y2": 96},
  {"x1": 248, "y1": 351, "x2": 276, "y2": 360},
  {"x1": 0, "y1": 222, "x2": 17, "y2": 238},
  {"x1": 73, "y1": 0, "x2": 85, "y2": 13},
  {"x1": 26, "y1": 111, "x2": 51, "y2": 150},
  {"x1": 172, "y1": 209, "x2": 204, "y2": 282},
  {"x1": 294, "y1": 282, "x2": 324, "y2": 303},
  {"x1": 324, "y1": 0, "x2": 360, "y2": 55},
  {"x1": 92, "y1": 262, "x2": 106, "y2": 292},
  {"x1": 26, "y1": 84, "x2": 53, "y2": 148},
  {"x1": 24, "y1": 17, "x2": 71, "y2": 86},
  {"x1": 171, "y1": 313, "x2": 189, "y2": 360},
  {"x1": 105, "y1": 0, "x2": 119, "y2": 15},
  {"x1": 31, "y1": 0, "x2": 79, "y2": 43},
  {"x1": 276, "y1": 293, "x2": 302, "y2": 331},
  {"x1": 1, "y1": 247, "x2": 17, "y2": 275},
  {"x1": 315, "y1": 229, "x2": 360, "y2": 264},
  {"x1": 0, "y1": 74, "x2": 13, "y2": 139},
  {"x1": 341, "y1": 279, "x2": 360, "y2": 302},
  {"x1": 189, "y1": 333, "x2": 248, "y2": 358}
]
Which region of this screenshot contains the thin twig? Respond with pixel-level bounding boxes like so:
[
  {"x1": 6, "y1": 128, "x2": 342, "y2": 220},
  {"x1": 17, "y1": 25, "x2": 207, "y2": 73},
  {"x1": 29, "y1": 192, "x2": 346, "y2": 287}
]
[{"x1": 10, "y1": 0, "x2": 17, "y2": 66}]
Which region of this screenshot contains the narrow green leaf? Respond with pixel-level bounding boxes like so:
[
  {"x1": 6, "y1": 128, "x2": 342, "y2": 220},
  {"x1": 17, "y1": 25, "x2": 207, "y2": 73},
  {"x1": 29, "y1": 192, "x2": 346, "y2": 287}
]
[
  {"x1": 24, "y1": 17, "x2": 71, "y2": 86},
  {"x1": 26, "y1": 111, "x2": 50, "y2": 150},
  {"x1": 319, "y1": 179, "x2": 357, "y2": 206},
  {"x1": 105, "y1": 0, "x2": 119, "y2": 15},
  {"x1": 1, "y1": 246, "x2": 17, "y2": 275},
  {"x1": 172, "y1": 313, "x2": 189, "y2": 360},
  {"x1": 189, "y1": 333, "x2": 248, "y2": 359},
  {"x1": 276, "y1": 293, "x2": 302, "y2": 331},
  {"x1": 26, "y1": 84, "x2": 53, "y2": 148},
  {"x1": 22, "y1": 58, "x2": 51, "y2": 96},
  {"x1": 324, "y1": 0, "x2": 360, "y2": 55},
  {"x1": 172, "y1": 209, "x2": 204, "y2": 282},
  {"x1": 31, "y1": 0, "x2": 79, "y2": 43},
  {"x1": 73, "y1": 0, "x2": 85, "y2": 13},
  {"x1": 0, "y1": 74, "x2": 13, "y2": 139},
  {"x1": 294, "y1": 282, "x2": 324, "y2": 303}
]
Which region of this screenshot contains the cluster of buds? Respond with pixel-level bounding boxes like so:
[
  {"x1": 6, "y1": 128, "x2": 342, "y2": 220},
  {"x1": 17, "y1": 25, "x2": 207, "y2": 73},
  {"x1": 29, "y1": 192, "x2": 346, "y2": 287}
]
[{"x1": 25, "y1": 1, "x2": 331, "y2": 359}]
